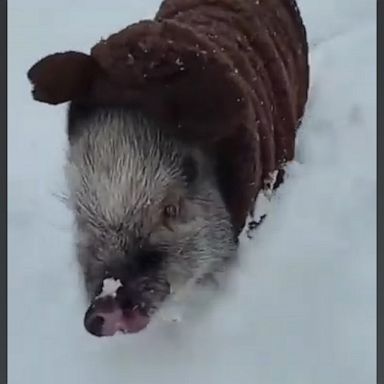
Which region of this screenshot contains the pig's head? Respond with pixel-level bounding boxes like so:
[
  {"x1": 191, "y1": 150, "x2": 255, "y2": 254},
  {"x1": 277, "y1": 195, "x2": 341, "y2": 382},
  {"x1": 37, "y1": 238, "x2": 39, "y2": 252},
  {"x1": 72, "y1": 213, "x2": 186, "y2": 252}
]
[{"x1": 65, "y1": 106, "x2": 236, "y2": 337}]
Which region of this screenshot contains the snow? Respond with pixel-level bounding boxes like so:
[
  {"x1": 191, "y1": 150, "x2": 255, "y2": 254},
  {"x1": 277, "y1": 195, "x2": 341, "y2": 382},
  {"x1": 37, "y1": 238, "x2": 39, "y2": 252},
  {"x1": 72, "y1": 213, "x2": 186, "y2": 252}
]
[
  {"x1": 8, "y1": 1, "x2": 376, "y2": 383},
  {"x1": 97, "y1": 278, "x2": 123, "y2": 299}
]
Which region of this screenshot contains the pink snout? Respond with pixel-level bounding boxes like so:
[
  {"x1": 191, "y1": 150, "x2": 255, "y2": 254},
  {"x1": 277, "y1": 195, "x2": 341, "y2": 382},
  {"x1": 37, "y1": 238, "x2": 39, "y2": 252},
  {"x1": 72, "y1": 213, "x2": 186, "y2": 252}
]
[{"x1": 84, "y1": 296, "x2": 150, "y2": 337}]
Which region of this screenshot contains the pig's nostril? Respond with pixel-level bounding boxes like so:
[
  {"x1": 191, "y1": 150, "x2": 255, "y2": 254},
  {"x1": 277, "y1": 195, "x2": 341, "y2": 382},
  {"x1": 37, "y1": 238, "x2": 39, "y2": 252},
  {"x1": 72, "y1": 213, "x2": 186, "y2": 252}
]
[{"x1": 85, "y1": 314, "x2": 105, "y2": 337}]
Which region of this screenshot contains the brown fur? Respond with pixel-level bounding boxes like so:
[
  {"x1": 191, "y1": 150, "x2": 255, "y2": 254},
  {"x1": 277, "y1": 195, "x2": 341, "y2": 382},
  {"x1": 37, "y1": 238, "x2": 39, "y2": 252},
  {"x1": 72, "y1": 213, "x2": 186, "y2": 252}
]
[{"x1": 27, "y1": 0, "x2": 309, "y2": 236}]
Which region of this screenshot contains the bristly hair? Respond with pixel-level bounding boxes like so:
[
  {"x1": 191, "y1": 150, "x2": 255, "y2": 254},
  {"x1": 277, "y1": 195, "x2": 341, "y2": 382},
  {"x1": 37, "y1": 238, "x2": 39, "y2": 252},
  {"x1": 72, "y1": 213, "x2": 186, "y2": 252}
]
[{"x1": 65, "y1": 108, "x2": 184, "y2": 226}]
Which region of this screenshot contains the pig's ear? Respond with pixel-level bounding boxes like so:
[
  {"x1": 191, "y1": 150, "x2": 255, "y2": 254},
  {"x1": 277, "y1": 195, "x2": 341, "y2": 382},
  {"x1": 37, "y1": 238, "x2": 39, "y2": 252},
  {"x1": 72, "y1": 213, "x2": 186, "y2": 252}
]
[
  {"x1": 91, "y1": 20, "x2": 250, "y2": 142},
  {"x1": 27, "y1": 51, "x2": 98, "y2": 105}
]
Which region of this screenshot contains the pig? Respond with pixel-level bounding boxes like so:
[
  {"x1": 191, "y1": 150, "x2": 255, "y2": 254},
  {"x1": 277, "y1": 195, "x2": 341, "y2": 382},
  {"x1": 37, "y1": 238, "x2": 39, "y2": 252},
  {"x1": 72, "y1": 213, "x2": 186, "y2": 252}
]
[{"x1": 27, "y1": 0, "x2": 309, "y2": 337}]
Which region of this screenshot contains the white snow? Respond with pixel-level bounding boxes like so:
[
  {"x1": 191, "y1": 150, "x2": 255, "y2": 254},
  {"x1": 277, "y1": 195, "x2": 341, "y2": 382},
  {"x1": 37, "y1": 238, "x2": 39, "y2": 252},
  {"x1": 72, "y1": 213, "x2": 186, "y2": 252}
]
[
  {"x1": 96, "y1": 278, "x2": 123, "y2": 299},
  {"x1": 8, "y1": 1, "x2": 376, "y2": 384},
  {"x1": 251, "y1": 170, "x2": 279, "y2": 227}
]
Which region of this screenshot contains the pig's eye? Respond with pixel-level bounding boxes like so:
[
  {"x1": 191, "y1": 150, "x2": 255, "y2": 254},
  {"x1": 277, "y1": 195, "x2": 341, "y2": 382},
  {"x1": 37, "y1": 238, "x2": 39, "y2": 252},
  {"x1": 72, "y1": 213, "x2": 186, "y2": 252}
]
[{"x1": 163, "y1": 204, "x2": 178, "y2": 218}]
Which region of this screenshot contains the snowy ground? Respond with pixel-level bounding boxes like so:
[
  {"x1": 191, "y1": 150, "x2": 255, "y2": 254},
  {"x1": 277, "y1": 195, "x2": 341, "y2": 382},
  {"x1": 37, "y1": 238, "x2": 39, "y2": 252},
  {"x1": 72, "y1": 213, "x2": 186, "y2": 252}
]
[{"x1": 8, "y1": 1, "x2": 376, "y2": 383}]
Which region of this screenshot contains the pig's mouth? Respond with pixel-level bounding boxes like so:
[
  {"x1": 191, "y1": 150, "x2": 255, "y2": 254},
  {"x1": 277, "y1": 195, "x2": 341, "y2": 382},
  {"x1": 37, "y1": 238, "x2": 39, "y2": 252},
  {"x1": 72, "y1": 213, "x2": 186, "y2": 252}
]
[{"x1": 84, "y1": 296, "x2": 151, "y2": 337}]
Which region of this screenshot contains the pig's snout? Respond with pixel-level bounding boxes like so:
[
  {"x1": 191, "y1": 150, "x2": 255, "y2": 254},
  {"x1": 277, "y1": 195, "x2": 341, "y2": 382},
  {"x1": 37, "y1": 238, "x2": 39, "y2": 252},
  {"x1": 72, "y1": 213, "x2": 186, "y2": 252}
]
[{"x1": 84, "y1": 296, "x2": 150, "y2": 337}]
